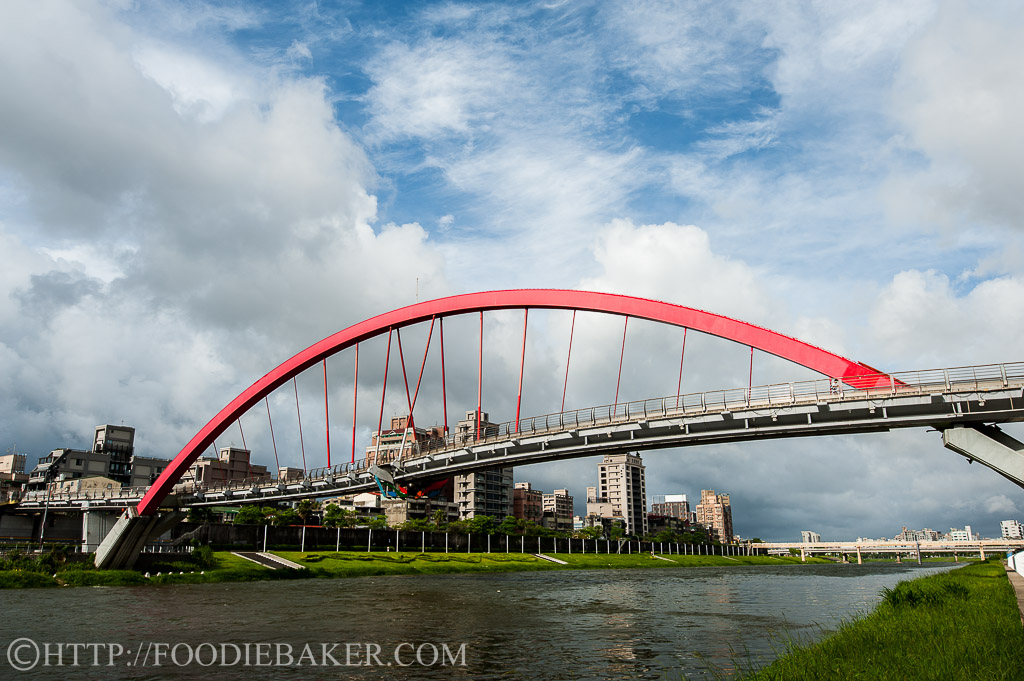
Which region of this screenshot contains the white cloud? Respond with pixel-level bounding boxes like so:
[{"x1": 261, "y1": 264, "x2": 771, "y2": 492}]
[
  {"x1": 888, "y1": 2, "x2": 1024, "y2": 233},
  {"x1": 581, "y1": 219, "x2": 775, "y2": 324},
  {"x1": 133, "y1": 43, "x2": 249, "y2": 122},
  {"x1": 0, "y1": 1, "x2": 450, "y2": 459},
  {"x1": 364, "y1": 39, "x2": 515, "y2": 141},
  {"x1": 869, "y1": 269, "x2": 1024, "y2": 367},
  {"x1": 984, "y1": 494, "x2": 1018, "y2": 516}
]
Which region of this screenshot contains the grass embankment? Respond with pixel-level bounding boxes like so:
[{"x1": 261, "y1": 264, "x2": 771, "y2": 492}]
[
  {"x1": 743, "y1": 560, "x2": 1024, "y2": 681},
  {"x1": 0, "y1": 550, "x2": 831, "y2": 588}
]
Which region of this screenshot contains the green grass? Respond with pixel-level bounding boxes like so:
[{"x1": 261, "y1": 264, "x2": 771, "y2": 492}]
[
  {"x1": 0, "y1": 550, "x2": 836, "y2": 588},
  {"x1": 742, "y1": 561, "x2": 1024, "y2": 681},
  {"x1": 0, "y1": 571, "x2": 58, "y2": 588}
]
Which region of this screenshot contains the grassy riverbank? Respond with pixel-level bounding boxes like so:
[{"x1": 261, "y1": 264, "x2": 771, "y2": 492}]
[
  {"x1": 742, "y1": 560, "x2": 1024, "y2": 681},
  {"x1": 0, "y1": 549, "x2": 832, "y2": 588}
]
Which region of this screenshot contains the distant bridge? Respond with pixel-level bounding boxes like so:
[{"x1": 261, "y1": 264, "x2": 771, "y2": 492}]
[{"x1": 760, "y1": 539, "x2": 1024, "y2": 564}]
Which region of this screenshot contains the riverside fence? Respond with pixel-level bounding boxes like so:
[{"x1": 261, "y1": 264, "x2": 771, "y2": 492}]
[{"x1": 166, "y1": 522, "x2": 767, "y2": 557}]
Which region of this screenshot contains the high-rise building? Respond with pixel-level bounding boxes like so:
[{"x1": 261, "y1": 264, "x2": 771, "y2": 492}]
[
  {"x1": 696, "y1": 489, "x2": 733, "y2": 543},
  {"x1": 894, "y1": 526, "x2": 942, "y2": 542},
  {"x1": 597, "y1": 452, "x2": 647, "y2": 536},
  {"x1": 948, "y1": 525, "x2": 974, "y2": 541},
  {"x1": 365, "y1": 415, "x2": 443, "y2": 466},
  {"x1": 27, "y1": 424, "x2": 172, "y2": 493},
  {"x1": 1001, "y1": 520, "x2": 1023, "y2": 540},
  {"x1": 452, "y1": 411, "x2": 512, "y2": 519},
  {"x1": 541, "y1": 488, "x2": 574, "y2": 531},
  {"x1": 801, "y1": 530, "x2": 821, "y2": 543},
  {"x1": 179, "y1": 447, "x2": 269, "y2": 488},
  {"x1": 0, "y1": 453, "x2": 27, "y2": 503},
  {"x1": 651, "y1": 494, "x2": 692, "y2": 523},
  {"x1": 513, "y1": 482, "x2": 544, "y2": 524}
]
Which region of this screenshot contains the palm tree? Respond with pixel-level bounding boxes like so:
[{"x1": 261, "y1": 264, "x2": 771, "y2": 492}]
[{"x1": 296, "y1": 499, "x2": 322, "y2": 525}]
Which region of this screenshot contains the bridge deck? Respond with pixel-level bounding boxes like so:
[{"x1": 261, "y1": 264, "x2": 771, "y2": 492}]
[{"x1": 16, "y1": 362, "x2": 1024, "y2": 510}]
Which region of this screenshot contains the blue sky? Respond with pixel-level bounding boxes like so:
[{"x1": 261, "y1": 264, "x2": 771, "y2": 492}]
[{"x1": 2, "y1": 1, "x2": 1024, "y2": 540}]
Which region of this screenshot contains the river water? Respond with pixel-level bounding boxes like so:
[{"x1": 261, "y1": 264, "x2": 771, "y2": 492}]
[{"x1": 1, "y1": 563, "x2": 954, "y2": 680}]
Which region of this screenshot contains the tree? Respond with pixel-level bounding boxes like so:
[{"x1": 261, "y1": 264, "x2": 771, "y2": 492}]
[
  {"x1": 575, "y1": 526, "x2": 602, "y2": 540},
  {"x1": 323, "y1": 504, "x2": 357, "y2": 528},
  {"x1": 497, "y1": 515, "x2": 522, "y2": 536},
  {"x1": 432, "y1": 508, "x2": 447, "y2": 530},
  {"x1": 233, "y1": 505, "x2": 270, "y2": 525},
  {"x1": 397, "y1": 518, "x2": 434, "y2": 531},
  {"x1": 271, "y1": 508, "x2": 300, "y2": 527},
  {"x1": 296, "y1": 499, "x2": 321, "y2": 525},
  {"x1": 367, "y1": 515, "x2": 389, "y2": 530},
  {"x1": 467, "y1": 515, "x2": 496, "y2": 535},
  {"x1": 447, "y1": 519, "x2": 470, "y2": 534},
  {"x1": 187, "y1": 506, "x2": 215, "y2": 524}
]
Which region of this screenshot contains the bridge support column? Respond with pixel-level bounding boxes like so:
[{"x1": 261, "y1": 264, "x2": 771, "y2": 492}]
[
  {"x1": 942, "y1": 425, "x2": 1024, "y2": 488},
  {"x1": 915, "y1": 543, "x2": 922, "y2": 565},
  {"x1": 82, "y1": 510, "x2": 121, "y2": 554},
  {"x1": 856, "y1": 546, "x2": 862, "y2": 565},
  {"x1": 800, "y1": 547, "x2": 806, "y2": 562},
  {"x1": 94, "y1": 508, "x2": 186, "y2": 569},
  {"x1": 980, "y1": 545, "x2": 986, "y2": 560}
]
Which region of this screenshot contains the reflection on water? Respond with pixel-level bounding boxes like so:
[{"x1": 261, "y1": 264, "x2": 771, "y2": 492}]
[{"x1": 1, "y1": 563, "x2": 955, "y2": 680}]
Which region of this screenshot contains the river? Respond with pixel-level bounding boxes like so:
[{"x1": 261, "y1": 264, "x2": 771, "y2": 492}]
[{"x1": 1, "y1": 562, "x2": 955, "y2": 680}]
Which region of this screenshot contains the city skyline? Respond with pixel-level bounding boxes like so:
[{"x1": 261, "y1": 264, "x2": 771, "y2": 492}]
[{"x1": 1, "y1": 2, "x2": 1023, "y2": 541}]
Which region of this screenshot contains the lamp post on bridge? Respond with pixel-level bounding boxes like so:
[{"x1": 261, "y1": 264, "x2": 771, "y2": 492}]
[{"x1": 38, "y1": 458, "x2": 62, "y2": 552}]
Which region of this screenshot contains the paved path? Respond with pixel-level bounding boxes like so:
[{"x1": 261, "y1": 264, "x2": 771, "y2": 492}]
[{"x1": 1004, "y1": 565, "x2": 1024, "y2": 624}]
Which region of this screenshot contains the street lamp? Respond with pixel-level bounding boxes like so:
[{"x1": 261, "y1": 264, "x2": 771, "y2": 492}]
[{"x1": 37, "y1": 458, "x2": 61, "y2": 552}]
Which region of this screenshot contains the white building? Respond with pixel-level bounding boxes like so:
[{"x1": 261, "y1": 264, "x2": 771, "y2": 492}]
[
  {"x1": 948, "y1": 525, "x2": 974, "y2": 541},
  {"x1": 597, "y1": 452, "x2": 647, "y2": 536},
  {"x1": 1000, "y1": 520, "x2": 1023, "y2": 540},
  {"x1": 801, "y1": 530, "x2": 821, "y2": 543}
]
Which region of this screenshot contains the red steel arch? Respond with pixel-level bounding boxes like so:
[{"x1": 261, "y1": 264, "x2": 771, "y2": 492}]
[{"x1": 137, "y1": 289, "x2": 889, "y2": 515}]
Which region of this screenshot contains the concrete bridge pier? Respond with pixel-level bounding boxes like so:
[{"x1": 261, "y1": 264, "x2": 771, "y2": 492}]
[
  {"x1": 856, "y1": 546, "x2": 862, "y2": 565},
  {"x1": 94, "y1": 508, "x2": 186, "y2": 569},
  {"x1": 942, "y1": 425, "x2": 1024, "y2": 488},
  {"x1": 915, "y1": 543, "x2": 922, "y2": 565},
  {"x1": 82, "y1": 509, "x2": 122, "y2": 553},
  {"x1": 800, "y1": 547, "x2": 806, "y2": 562},
  {"x1": 980, "y1": 545, "x2": 986, "y2": 560}
]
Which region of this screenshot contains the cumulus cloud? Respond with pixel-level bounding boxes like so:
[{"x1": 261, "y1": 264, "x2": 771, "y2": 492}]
[
  {"x1": 0, "y1": 2, "x2": 448, "y2": 459},
  {"x1": 869, "y1": 269, "x2": 1024, "y2": 367},
  {"x1": 889, "y1": 2, "x2": 1024, "y2": 233}
]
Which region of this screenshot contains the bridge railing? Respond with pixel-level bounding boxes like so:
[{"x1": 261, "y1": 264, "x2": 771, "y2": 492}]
[
  {"x1": 171, "y1": 360, "x2": 1024, "y2": 498},
  {"x1": 20, "y1": 485, "x2": 152, "y2": 504}
]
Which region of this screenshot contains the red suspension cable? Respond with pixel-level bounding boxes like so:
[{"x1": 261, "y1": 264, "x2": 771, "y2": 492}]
[
  {"x1": 265, "y1": 397, "x2": 280, "y2": 473},
  {"x1": 396, "y1": 328, "x2": 414, "y2": 434},
  {"x1": 237, "y1": 418, "x2": 253, "y2": 480},
  {"x1": 515, "y1": 308, "x2": 528, "y2": 431},
  {"x1": 351, "y1": 343, "x2": 359, "y2": 464},
  {"x1": 477, "y1": 311, "x2": 483, "y2": 439},
  {"x1": 676, "y1": 327, "x2": 688, "y2": 408},
  {"x1": 614, "y1": 316, "x2": 629, "y2": 410},
  {"x1": 293, "y1": 377, "x2": 306, "y2": 470},
  {"x1": 376, "y1": 329, "x2": 392, "y2": 441},
  {"x1": 323, "y1": 359, "x2": 331, "y2": 468},
  {"x1": 561, "y1": 310, "x2": 576, "y2": 413},
  {"x1": 409, "y1": 317, "x2": 435, "y2": 423},
  {"x1": 440, "y1": 317, "x2": 448, "y2": 435}
]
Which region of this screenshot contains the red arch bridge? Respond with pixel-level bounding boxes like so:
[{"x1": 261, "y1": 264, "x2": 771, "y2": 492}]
[{"x1": 38, "y1": 289, "x2": 1018, "y2": 568}]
